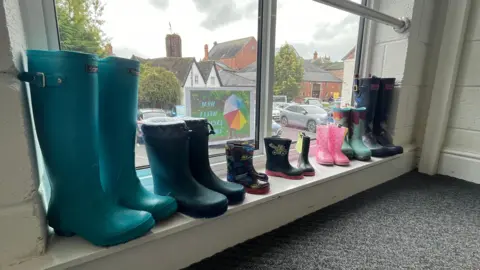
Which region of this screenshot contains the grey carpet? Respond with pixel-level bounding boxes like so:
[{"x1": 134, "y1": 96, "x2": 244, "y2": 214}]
[{"x1": 185, "y1": 171, "x2": 480, "y2": 270}]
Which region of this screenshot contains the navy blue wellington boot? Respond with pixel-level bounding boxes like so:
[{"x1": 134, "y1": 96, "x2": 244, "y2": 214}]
[
  {"x1": 355, "y1": 76, "x2": 392, "y2": 157},
  {"x1": 142, "y1": 118, "x2": 228, "y2": 218},
  {"x1": 98, "y1": 56, "x2": 177, "y2": 221},
  {"x1": 19, "y1": 50, "x2": 154, "y2": 246},
  {"x1": 374, "y1": 78, "x2": 403, "y2": 155},
  {"x1": 183, "y1": 117, "x2": 245, "y2": 204}
]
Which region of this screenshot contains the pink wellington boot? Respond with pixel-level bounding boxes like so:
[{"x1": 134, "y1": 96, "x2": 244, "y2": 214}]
[
  {"x1": 316, "y1": 125, "x2": 334, "y2": 165},
  {"x1": 328, "y1": 125, "x2": 350, "y2": 166}
]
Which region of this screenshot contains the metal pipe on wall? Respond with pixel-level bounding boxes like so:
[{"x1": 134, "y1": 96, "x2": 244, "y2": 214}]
[{"x1": 312, "y1": 0, "x2": 410, "y2": 33}]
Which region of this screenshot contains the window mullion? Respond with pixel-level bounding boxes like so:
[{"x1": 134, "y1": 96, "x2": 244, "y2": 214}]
[{"x1": 257, "y1": 0, "x2": 277, "y2": 155}]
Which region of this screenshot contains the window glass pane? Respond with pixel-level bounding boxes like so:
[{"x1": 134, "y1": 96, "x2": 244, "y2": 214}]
[
  {"x1": 273, "y1": 0, "x2": 361, "y2": 141},
  {"x1": 55, "y1": 0, "x2": 260, "y2": 167}
]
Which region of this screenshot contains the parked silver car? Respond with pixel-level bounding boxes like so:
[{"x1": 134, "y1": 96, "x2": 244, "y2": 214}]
[{"x1": 280, "y1": 104, "x2": 328, "y2": 133}]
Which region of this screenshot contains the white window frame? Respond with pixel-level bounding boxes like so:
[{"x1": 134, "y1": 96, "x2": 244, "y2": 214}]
[{"x1": 21, "y1": 0, "x2": 275, "y2": 166}]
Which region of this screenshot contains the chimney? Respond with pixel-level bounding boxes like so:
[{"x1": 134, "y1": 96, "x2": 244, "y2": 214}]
[
  {"x1": 204, "y1": 44, "x2": 209, "y2": 61},
  {"x1": 313, "y1": 51, "x2": 318, "y2": 60},
  {"x1": 166, "y1": 34, "x2": 182, "y2": 57}
]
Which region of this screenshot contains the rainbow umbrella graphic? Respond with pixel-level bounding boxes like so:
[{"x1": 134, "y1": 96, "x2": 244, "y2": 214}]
[{"x1": 223, "y1": 94, "x2": 248, "y2": 130}]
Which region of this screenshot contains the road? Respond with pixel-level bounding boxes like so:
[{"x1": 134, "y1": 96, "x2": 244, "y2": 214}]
[{"x1": 135, "y1": 126, "x2": 316, "y2": 167}]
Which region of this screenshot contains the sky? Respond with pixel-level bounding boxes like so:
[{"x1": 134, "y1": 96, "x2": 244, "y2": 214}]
[{"x1": 102, "y1": 0, "x2": 361, "y2": 61}]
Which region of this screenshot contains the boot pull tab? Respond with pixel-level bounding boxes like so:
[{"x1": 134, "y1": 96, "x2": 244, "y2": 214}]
[
  {"x1": 207, "y1": 122, "x2": 216, "y2": 135},
  {"x1": 18, "y1": 72, "x2": 64, "y2": 88}
]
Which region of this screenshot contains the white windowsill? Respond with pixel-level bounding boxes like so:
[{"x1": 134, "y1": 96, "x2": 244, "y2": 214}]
[{"x1": 8, "y1": 145, "x2": 416, "y2": 270}]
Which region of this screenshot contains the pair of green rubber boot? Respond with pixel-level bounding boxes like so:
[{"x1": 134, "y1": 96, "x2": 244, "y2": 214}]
[
  {"x1": 19, "y1": 51, "x2": 177, "y2": 247},
  {"x1": 332, "y1": 107, "x2": 371, "y2": 161}
]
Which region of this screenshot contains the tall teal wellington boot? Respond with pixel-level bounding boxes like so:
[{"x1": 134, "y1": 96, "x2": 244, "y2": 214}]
[
  {"x1": 142, "y1": 118, "x2": 229, "y2": 218},
  {"x1": 98, "y1": 56, "x2": 177, "y2": 221},
  {"x1": 350, "y1": 108, "x2": 372, "y2": 161},
  {"x1": 18, "y1": 50, "x2": 154, "y2": 246}
]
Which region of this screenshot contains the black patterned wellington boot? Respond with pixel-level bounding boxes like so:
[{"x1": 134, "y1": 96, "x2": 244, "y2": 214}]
[
  {"x1": 226, "y1": 141, "x2": 270, "y2": 195},
  {"x1": 264, "y1": 137, "x2": 304, "y2": 180},
  {"x1": 297, "y1": 134, "x2": 315, "y2": 176}
]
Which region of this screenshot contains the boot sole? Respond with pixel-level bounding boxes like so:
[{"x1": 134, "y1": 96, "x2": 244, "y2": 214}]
[
  {"x1": 316, "y1": 160, "x2": 334, "y2": 166},
  {"x1": 246, "y1": 186, "x2": 270, "y2": 195},
  {"x1": 334, "y1": 161, "x2": 350, "y2": 166},
  {"x1": 266, "y1": 170, "x2": 304, "y2": 180},
  {"x1": 303, "y1": 171, "x2": 316, "y2": 176}
]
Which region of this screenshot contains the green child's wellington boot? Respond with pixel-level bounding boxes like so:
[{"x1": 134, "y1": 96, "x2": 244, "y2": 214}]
[
  {"x1": 19, "y1": 50, "x2": 154, "y2": 246},
  {"x1": 98, "y1": 56, "x2": 177, "y2": 221},
  {"x1": 350, "y1": 108, "x2": 372, "y2": 161},
  {"x1": 183, "y1": 117, "x2": 245, "y2": 204},
  {"x1": 332, "y1": 107, "x2": 354, "y2": 159}
]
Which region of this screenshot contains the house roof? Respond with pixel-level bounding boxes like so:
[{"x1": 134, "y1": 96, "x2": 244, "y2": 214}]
[
  {"x1": 311, "y1": 60, "x2": 344, "y2": 70},
  {"x1": 135, "y1": 57, "x2": 195, "y2": 86},
  {"x1": 303, "y1": 61, "x2": 342, "y2": 83},
  {"x1": 218, "y1": 70, "x2": 256, "y2": 87},
  {"x1": 342, "y1": 46, "x2": 356, "y2": 60},
  {"x1": 197, "y1": 61, "x2": 215, "y2": 83},
  {"x1": 208, "y1": 37, "x2": 254, "y2": 60}
]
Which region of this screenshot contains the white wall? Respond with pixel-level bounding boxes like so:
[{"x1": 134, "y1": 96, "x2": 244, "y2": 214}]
[
  {"x1": 366, "y1": 0, "x2": 435, "y2": 147},
  {"x1": 341, "y1": 58, "x2": 354, "y2": 106},
  {"x1": 206, "y1": 66, "x2": 218, "y2": 87},
  {"x1": 438, "y1": 0, "x2": 480, "y2": 183},
  {"x1": 183, "y1": 63, "x2": 205, "y2": 105},
  {"x1": 0, "y1": 0, "x2": 47, "y2": 267}
]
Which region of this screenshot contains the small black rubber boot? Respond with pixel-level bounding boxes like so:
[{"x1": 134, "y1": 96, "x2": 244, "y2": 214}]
[
  {"x1": 183, "y1": 117, "x2": 245, "y2": 204},
  {"x1": 297, "y1": 134, "x2": 315, "y2": 176},
  {"x1": 142, "y1": 118, "x2": 228, "y2": 218},
  {"x1": 264, "y1": 137, "x2": 304, "y2": 180}
]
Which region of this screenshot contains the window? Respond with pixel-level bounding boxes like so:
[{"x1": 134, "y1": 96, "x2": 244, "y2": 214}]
[
  {"x1": 53, "y1": 0, "x2": 261, "y2": 166},
  {"x1": 272, "y1": 0, "x2": 362, "y2": 140}
]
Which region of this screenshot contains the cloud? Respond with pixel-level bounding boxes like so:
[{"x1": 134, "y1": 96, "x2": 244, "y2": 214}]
[
  {"x1": 192, "y1": 0, "x2": 257, "y2": 31},
  {"x1": 292, "y1": 14, "x2": 360, "y2": 61},
  {"x1": 149, "y1": 0, "x2": 169, "y2": 10}
]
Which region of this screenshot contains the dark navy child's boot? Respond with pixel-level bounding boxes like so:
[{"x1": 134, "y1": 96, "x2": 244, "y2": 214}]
[
  {"x1": 183, "y1": 117, "x2": 245, "y2": 204},
  {"x1": 142, "y1": 118, "x2": 228, "y2": 218},
  {"x1": 19, "y1": 50, "x2": 154, "y2": 246}
]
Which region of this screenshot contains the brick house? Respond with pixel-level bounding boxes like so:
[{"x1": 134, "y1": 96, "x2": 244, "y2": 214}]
[
  {"x1": 300, "y1": 60, "x2": 343, "y2": 100},
  {"x1": 204, "y1": 37, "x2": 257, "y2": 70}
]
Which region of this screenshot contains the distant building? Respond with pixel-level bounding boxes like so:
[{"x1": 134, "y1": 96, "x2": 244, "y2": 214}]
[
  {"x1": 340, "y1": 46, "x2": 356, "y2": 106},
  {"x1": 300, "y1": 60, "x2": 342, "y2": 100},
  {"x1": 204, "y1": 37, "x2": 257, "y2": 70},
  {"x1": 165, "y1": 33, "x2": 182, "y2": 57},
  {"x1": 132, "y1": 55, "x2": 205, "y2": 105},
  {"x1": 197, "y1": 61, "x2": 221, "y2": 87}
]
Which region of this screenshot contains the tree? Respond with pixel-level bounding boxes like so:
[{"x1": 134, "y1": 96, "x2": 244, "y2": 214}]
[
  {"x1": 56, "y1": 0, "x2": 109, "y2": 56},
  {"x1": 138, "y1": 63, "x2": 182, "y2": 109},
  {"x1": 274, "y1": 43, "x2": 304, "y2": 100}
]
